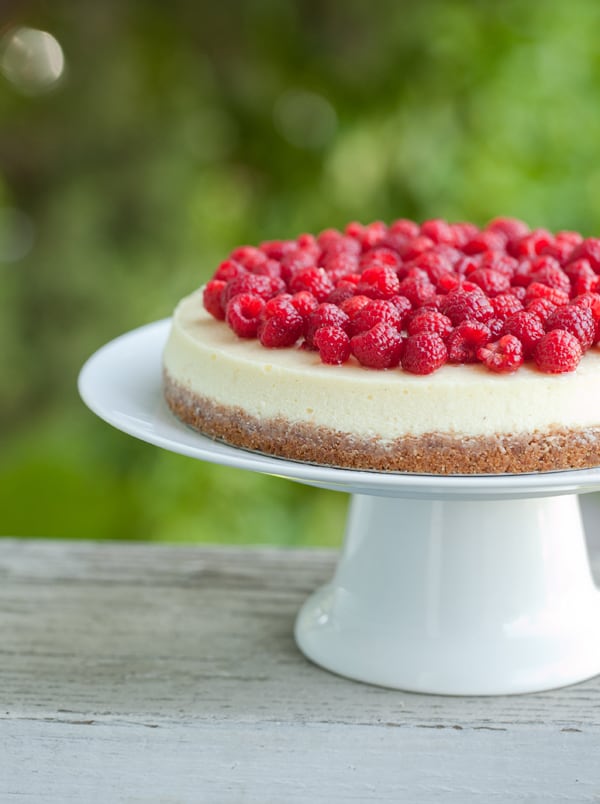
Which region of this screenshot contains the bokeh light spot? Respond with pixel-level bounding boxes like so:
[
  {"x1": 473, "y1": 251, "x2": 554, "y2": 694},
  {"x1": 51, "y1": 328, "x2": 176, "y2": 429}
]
[
  {"x1": 0, "y1": 208, "x2": 35, "y2": 262},
  {"x1": 0, "y1": 27, "x2": 65, "y2": 95},
  {"x1": 273, "y1": 89, "x2": 337, "y2": 149}
]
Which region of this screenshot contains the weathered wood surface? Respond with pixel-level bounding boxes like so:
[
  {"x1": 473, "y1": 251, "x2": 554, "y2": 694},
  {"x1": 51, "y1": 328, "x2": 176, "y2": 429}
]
[{"x1": 1, "y1": 531, "x2": 600, "y2": 802}]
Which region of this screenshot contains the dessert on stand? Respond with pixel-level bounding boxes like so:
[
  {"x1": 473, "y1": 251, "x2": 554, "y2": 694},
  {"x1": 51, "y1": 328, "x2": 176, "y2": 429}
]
[{"x1": 80, "y1": 216, "x2": 600, "y2": 694}]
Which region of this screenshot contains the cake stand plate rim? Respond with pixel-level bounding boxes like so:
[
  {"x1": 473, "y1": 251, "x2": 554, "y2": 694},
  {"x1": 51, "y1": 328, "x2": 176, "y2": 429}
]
[{"x1": 77, "y1": 319, "x2": 600, "y2": 499}]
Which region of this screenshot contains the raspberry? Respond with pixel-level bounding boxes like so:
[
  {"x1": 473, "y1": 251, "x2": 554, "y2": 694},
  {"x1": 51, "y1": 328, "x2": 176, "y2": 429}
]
[
  {"x1": 357, "y1": 264, "x2": 400, "y2": 300},
  {"x1": 305, "y1": 303, "x2": 350, "y2": 347},
  {"x1": 468, "y1": 268, "x2": 511, "y2": 297},
  {"x1": 401, "y1": 332, "x2": 448, "y2": 374},
  {"x1": 524, "y1": 282, "x2": 570, "y2": 307},
  {"x1": 567, "y1": 238, "x2": 600, "y2": 272},
  {"x1": 440, "y1": 289, "x2": 494, "y2": 325},
  {"x1": 508, "y1": 228, "x2": 554, "y2": 258},
  {"x1": 450, "y1": 222, "x2": 479, "y2": 247},
  {"x1": 398, "y1": 236, "x2": 435, "y2": 261},
  {"x1": 563, "y1": 258, "x2": 597, "y2": 296},
  {"x1": 229, "y1": 245, "x2": 268, "y2": 271},
  {"x1": 503, "y1": 311, "x2": 545, "y2": 358},
  {"x1": 313, "y1": 326, "x2": 351, "y2": 365},
  {"x1": 326, "y1": 279, "x2": 358, "y2": 306},
  {"x1": 477, "y1": 335, "x2": 524, "y2": 373},
  {"x1": 571, "y1": 291, "x2": 600, "y2": 323},
  {"x1": 296, "y1": 232, "x2": 319, "y2": 253},
  {"x1": 289, "y1": 266, "x2": 335, "y2": 301},
  {"x1": 345, "y1": 220, "x2": 388, "y2": 251},
  {"x1": 289, "y1": 290, "x2": 319, "y2": 319},
  {"x1": 225, "y1": 293, "x2": 265, "y2": 338},
  {"x1": 487, "y1": 318, "x2": 505, "y2": 338},
  {"x1": 389, "y1": 218, "x2": 420, "y2": 239},
  {"x1": 351, "y1": 299, "x2": 405, "y2": 336},
  {"x1": 318, "y1": 231, "x2": 361, "y2": 257},
  {"x1": 487, "y1": 217, "x2": 530, "y2": 241},
  {"x1": 419, "y1": 218, "x2": 455, "y2": 244},
  {"x1": 350, "y1": 323, "x2": 404, "y2": 369},
  {"x1": 546, "y1": 304, "x2": 596, "y2": 350},
  {"x1": 479, "y1": 252, "x2": 518, "y2": 278},
  {"x1": 259, "y1": 239, "x2": 297, "y2": 260},
  {"x1": 320, "y1": 251, "x2": 360, "y2": 281},
  {"x1": 526, "y1": 297, "x2": 557, "y2": 325},
  {"x1": 490, "y1": 292, "x2": 524, "y2": 322},
  {"x1": 359, "y1": 247, "x2": 402, "y2": 272},
  {"x1": 280, "y1": 248, "x2": 317, "y2": 282},
  {"x1": 407, "y1": 250, "x2": 453, "y2": 283},
  {"x1": 203, "y1": 279, "x2": 227, "y2": 320},
  {"x1": 398, "y1": 269, "x2": 436, "y2": 307},
  {"x1": 258, "y1": 301, "x2": 304, "y2": 348},
  {"x1": 541, "y1": 232, "x2": 580, "y2": 264},
  {"x1": 463, "y1": 229, "x2": 506, "y2": 255},
  {"x1": 214, "y1": 259, "x2": 246, "y2": 282},
  {"x1": 340, "y1": 294, "x2": 371, "y2": 320},
  {"x1": 446, "y1": 321, "x2": 491, "y2": 363},
  {"x1": 529, "y1": 256, "x2": 571, "y2": 294},
  {"x1": 406, "y1": 309, "x2": 453, "y2": 340},
  {"x1": 222, "y1": 273, "x2": 283, "y2": 306},
  {"x1": 534, "y1": 330, "x2": 583, "y2": 373}
]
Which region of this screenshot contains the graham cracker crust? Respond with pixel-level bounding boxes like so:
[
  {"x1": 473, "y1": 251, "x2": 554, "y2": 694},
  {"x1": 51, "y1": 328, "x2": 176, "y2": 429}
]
[{"x1": 164, "y1": 373, "x2": 600, "y2": 475}]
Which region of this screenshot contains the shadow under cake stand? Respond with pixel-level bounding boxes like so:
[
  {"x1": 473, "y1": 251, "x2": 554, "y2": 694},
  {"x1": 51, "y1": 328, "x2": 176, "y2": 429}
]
[{"x1": 78, "y1": 319, "x2": 600, "y2": 695}]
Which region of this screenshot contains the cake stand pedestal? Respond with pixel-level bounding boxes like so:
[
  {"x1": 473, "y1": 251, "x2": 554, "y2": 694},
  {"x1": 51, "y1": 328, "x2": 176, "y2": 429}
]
[
  {"x1": 296, "y1": 493, "x2": 600, "y2": 695},
  {"x1": 79, "y1": 320, "x2": 600, "y2": 695}
]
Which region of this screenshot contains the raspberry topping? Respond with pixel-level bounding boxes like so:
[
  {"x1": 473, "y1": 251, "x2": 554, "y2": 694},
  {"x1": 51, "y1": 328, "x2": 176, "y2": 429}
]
[
  {"x1": 350, "y1": 323, "x2": 404, "y2": 369},
  {"x1": 202, "y1": 217, "x2": 600, "y2": 374},
  {"x1": 402, "y1": 332, "x2": 448, "y2": 375},
  {"x1": 477, "y1": 335, "x2": 524, "y2": 373},
  {"x1": 313, "y1": 326, "x2": 351, "y2": 365},
  {"x1": 534, "y1": 330, "x2": 583, "y2": 373}
]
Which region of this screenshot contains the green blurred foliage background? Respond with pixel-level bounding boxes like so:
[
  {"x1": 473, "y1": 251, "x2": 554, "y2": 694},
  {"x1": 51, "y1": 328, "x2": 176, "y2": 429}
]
[{"x1": 2, "y1": 0, "x2": 600, "y2": 545}]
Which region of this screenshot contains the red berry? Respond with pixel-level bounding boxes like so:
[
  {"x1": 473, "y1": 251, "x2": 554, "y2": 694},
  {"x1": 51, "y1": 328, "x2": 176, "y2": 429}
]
[
  {"x1": 419, "y1": 218, "x2": 454, "y2": 244},
  {"x1": 407, "y1": 309, "x2": 453, "y2": 340},
  {"x1": 546, "y1": 304, "x2": 596, "y2": 350},
  {"x1": 214, "y1": 259, "x2": 246, "y2": 282},
  {"x1": 401, "y1": 332, "x2": 448, "y2": 374},
  {"x1": 529, "y1": 256, "x2": 571, "y2": 294},
  {"x1": 225, "y1": 293, "x2": 265, "y2": 338},
  {"x1": 503, "y1": 311, "x2": 545, "y2": 358},
  {"x1": 229, "y1": 245, "x2": 268, "y2": 271},
  {"x1": 350, "y1": 323, "x2": 404, "y2": 369},
  {"x1": 567, "y1": 238, "x2": 600, "y2": 273},
  {"x1": 321, "y1": 251, "x2": 360, "y2": 281},
  {"x1": 289, "y1": 266, "x2": 335, "y2": 302},
  {"x1": 259, "y1": 239, "x2": 297, "y2": 260},
  {"x1": 446, "y1": 321, "x2": 491, "y2": 363},
  {"x1": 326, "y1": 280, "x2": 358, "y2": 306},
  {"x1": 534, "y1": 330, "x2": 583, "y2": 373},
  {"x1": 305, "y1": 303, "x2": 350, "y2": 347},
  {"x1": 289, "y1": 290, "x2": 319, "y2": 319},
  {"x1": 398, "y1": 236, "x2": 435, "y2": 261},
  {"x1": 203, "y1": 279, "x2": 227, "y2": 320},
  {"x1": 525, "y1": 297, "x2": 558, "y2": 325},
  {"x1": 340, "y1": 294, "x2": 371, "y2": 320},
  {"x1": 313, "y1": 326, "x2": 351, "y2": 365},
  {"x1": 389, "y1": 218, "x2": 420, "y2": 239},
  {"x1": 398, "y1": 269, "x2": 436, "y2": 307},
  {"x1": 357, "y1": 264, "x2": 401, "y2": 300},
  {"x1": 508, "y1": 229, "x2": 554, "y2": 258},
  {"x1": 477, "y1": 335, "x2": 524, "y2": 373},
  {"x1": 487, "y1": 217, "x2": 530, "y2": 241},
  {"x1": 490, "y1": 292, "x2": 524, "y2": 322},
  {"x1": 351, "y1": 299, "x2": 405, "y2": 336},
  {"x1": 524, "y1": 282, "x2": 570, "y2": 307},
  {"x1": 440, "y1": 289, "x2": 494, "y2": 325},
  {"x1": 280, "y1": 248, "x2": 317, "y2": 282},
  {"x1": 463, "y1": 229, "x2": 507, "y2": 255},
  {"x1": 222, "y1": 273, "x2": 283, "y2": 306},
  {"x1": 468, "y1": 268, "x2": 511, "y2": 297},
  {"x1": 258, "y1": 301, "x2": 304, "y2": 348}
]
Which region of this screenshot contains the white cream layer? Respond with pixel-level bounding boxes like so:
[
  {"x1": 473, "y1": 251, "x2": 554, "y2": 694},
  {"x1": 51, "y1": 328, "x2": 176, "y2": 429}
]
[{"x1": 163, "y1": 289, "x2": 600, "y2": 439}]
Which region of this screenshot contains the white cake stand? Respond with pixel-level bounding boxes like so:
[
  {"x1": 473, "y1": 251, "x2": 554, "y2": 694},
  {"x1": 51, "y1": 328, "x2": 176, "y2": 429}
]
[{"x1": 79, "y1": 320, "x2": 600, "y2": 695}]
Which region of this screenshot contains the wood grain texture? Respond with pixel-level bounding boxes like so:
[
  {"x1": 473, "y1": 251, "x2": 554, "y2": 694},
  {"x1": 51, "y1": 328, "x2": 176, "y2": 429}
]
[{"x1": 1, "y1": 532, "x2": 600, "y2": 802}]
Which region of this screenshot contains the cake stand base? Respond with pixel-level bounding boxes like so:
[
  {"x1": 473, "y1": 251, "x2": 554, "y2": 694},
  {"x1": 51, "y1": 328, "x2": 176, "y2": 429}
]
[{"x1": 295, "y1": 493, "x2": 600, "y2": 695}]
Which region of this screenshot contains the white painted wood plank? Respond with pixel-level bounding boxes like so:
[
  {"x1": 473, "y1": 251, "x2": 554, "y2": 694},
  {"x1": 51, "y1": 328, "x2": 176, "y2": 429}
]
[
  {"x1": 1, "y1": 720, "x2": 599, "y2": 803},
  {"x1": 1, "y1": 535, "x2": 600, "y2": 801}
]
